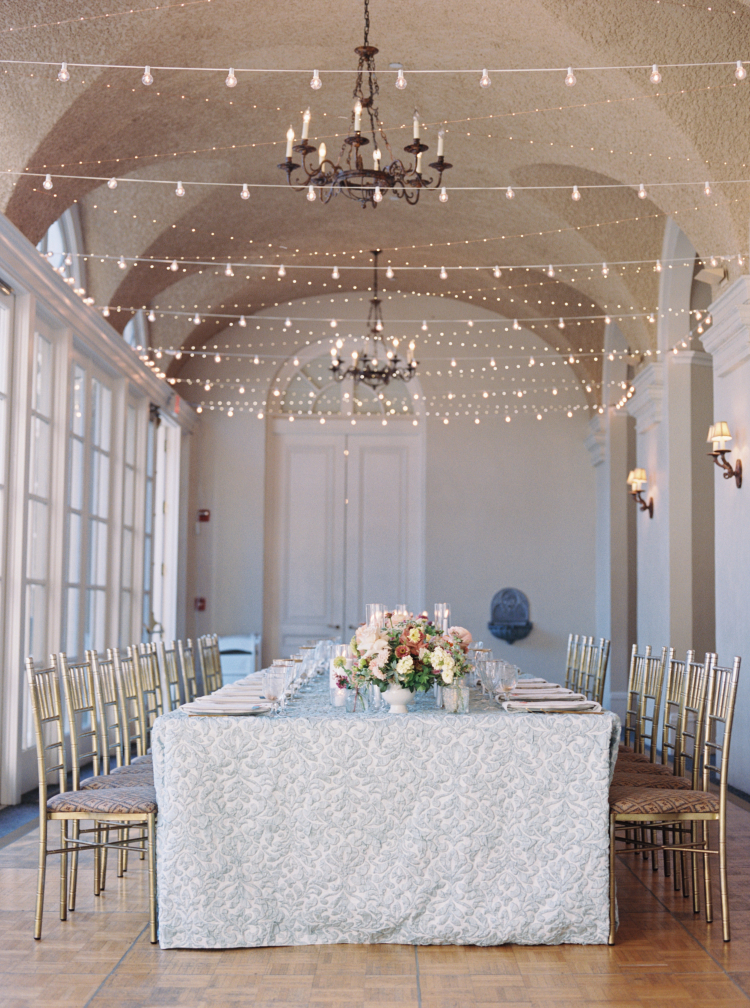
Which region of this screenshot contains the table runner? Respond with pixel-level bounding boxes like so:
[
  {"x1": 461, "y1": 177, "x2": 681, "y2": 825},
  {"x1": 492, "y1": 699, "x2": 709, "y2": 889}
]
[{"x1": 152, "y1": 680, "x2": 620, "y2": 948}]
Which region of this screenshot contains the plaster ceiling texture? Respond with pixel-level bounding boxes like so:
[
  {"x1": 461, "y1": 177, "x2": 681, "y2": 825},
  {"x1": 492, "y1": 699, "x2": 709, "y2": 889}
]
[{"x1": 1, "y1": 0, "x2": 749, "y2": 407}]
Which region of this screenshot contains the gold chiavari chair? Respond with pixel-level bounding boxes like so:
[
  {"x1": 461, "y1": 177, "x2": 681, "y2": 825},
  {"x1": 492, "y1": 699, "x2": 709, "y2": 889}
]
[
  {"x1": 90, "y1": 649, "x2": 128, "y2": 770},
  {"x1": 26, "y1": 656, "x2": 158, "y2": 942},
  {"x1": 198, "y1": 633, "x2": 224, "y2": 693},
  {"x1": 608, "y1": 653, "x2": 740, "y2": 944},
  {"x1": 156, "y1": 639, "x2": 183, "y2": 711},
  {"x1": 118, "y1": 646, "x2": 149, "y2": 760},
  {"x1": 177, "y1": 638, "x2": 199, "y2": 703},
  {"x1": 135, "y1": 642, "x2": 164, "y2": 749},
  {"x1": 564, "y1": 633, "x2": 579, "y2": 690},
  {"x1": 577, "y1": 637, "x2": 611, "y2": 704},
  {"x1": 592, "y1": 638, "x2": 611, "y2": 706}
]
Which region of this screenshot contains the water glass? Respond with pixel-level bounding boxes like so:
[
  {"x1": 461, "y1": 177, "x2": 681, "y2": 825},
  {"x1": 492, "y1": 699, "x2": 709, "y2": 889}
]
[
  {"x1": 442, "y1": 683, "x2": 470, "y2": 714},
  {"x1": 501, "y1": 663, "x2": 519, "y2": 696},
  {"x1": 368, "y1": 683, "x2": 383, "y2": 709},
  {"x1": 433, "y1": 603, "x2": 451, "y2": 631},
  {"x1": 365, "y1": 603, "x2": 385, "y2": 628},
  {"x1": 263, "y1": 670, "x2": 286, "y2": 715},
  {"x1": 330, "y1": 643, "x2": 350, "y2": 688}
]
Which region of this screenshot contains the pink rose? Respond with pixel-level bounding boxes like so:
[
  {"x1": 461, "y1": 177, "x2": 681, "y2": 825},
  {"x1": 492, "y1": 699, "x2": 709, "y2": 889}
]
[{"x1": 447, "y1": 626, "x2": 472, "y2": 651}]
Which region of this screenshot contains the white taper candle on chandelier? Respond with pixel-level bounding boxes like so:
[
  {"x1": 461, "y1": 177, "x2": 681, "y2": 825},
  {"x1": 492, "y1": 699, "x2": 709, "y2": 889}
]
[
  {"x1": 413, "y1": 112, "x2": 420, "y2": 140},
  {"x1": 354, "y1": 102, "x2": 362, "y2": 131},
  {"x1": 285, "y1": 127, "x2": 294, "y2": 158},
  {"x1": 437, "y1": 130, "x2": 445, "y2": 157},
  {"x1": 301, "y1": 109, "x2": 310, "y2": 140},
  {"x1": 318, "y1": 142, "x2": 327, "y2": 166}
]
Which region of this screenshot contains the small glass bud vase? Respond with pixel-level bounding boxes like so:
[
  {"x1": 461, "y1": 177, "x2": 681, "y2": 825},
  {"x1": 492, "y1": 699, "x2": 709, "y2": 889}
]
[
  {"x1": 442, "y1": 682, "x2": 470, "y2": 714},
  {"x1": 345, "y1": 688, "x2": 369, "y2": 713}
]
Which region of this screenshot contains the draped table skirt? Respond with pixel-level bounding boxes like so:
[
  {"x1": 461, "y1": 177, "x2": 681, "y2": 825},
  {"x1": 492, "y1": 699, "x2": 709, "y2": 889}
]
[{"x1": 152, "y1": 683, "x2": 620, "y2": 949}]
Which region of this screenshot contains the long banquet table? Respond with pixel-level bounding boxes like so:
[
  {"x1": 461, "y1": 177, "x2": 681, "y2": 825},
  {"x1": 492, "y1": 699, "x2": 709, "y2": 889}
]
[{"x1": 152, "y1": 679, "x2": 620, "y2": 949}]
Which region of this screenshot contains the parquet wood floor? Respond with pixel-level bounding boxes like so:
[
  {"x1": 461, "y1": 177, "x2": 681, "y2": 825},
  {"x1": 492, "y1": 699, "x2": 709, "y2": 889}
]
[{"x1": 0, "y1": 799, "x2": 748, "y2": 1008}]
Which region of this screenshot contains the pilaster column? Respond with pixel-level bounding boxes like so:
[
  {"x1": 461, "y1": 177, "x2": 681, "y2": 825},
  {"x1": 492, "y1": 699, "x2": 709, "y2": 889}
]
[{"x1": 700, "y1": 275, "x2": 750, "y2": 793}]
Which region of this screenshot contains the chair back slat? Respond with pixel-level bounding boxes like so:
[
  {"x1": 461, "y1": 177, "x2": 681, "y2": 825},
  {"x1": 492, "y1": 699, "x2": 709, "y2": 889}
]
[
  {"x1": 564, "y1": 634, "x2": 578, "y2": 690},
  {"x1": 701, "y1": 654, "x2": 741, "y2": 794},
  {"x1": 25, "y1": 656, "x2": 67, "y2": 805},
  {"x1": 592, "y1": 638, "x2": 611, "y2": 706},
  {"x1": 135, "y1": 642, "x2": 163, "y2": 749},
  {"x1": 120, "y1": 647, "x2": 147, "y2": 759},
  {"x1": 58, "y1": 653, "x2": 103, "y2": 789},
  {"x1": 622, "y1": 644, "x2": 650, "y2": 749},
  {"x1": 89, "y1": 648, "x2": 128, "y2": 770},
  {"x1": 198, "y1": 634, "x2": 223, "y2": 694},
  {"x1": 637, "y1": 646, "x2": 671, "y2": 760},
  {"x1": 157, "y1": 640, "x2": 182, "y2": 711},
  {"x1": 177, "y1": 639, "x2": 198, "y2": 703},
  {"x1": 675, "y1": 653, "x2": 712, "y2": 787}
]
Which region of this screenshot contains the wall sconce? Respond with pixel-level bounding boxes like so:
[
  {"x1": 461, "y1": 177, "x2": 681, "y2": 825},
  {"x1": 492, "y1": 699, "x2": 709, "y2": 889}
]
[
  {"x1": 707, "y1": 422, "x2": 742, "y2": 488},
  {"x1": 627, "y1": 468, "x2": 654, "y2": 517}
]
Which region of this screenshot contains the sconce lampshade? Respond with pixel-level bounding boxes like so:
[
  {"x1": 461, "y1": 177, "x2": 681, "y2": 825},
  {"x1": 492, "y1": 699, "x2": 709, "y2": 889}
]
[
  {"x1": 712, "y1": 421, "x2": 732, "y2": 444},
  {"x1": 706, "y1": 424, "x2": 715, "y2": 443},
  {"x1": 627, "y1": 467, "x2": 647, "y2": 490}
]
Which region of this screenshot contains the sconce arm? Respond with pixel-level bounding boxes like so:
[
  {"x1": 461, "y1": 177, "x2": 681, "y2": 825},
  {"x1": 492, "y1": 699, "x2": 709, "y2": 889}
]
[
  {"x1": 630, "y1": 489, "x2": 654, "y2": 518},
  {"x1": 709, "y1": 450, "x2": 742, "y2": 488}
]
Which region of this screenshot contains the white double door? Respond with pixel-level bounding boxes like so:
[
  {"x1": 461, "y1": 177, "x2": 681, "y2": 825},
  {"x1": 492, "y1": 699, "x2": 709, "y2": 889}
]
[{"x1": 264, "y1": 418, "x2": 425, "y2": 661}]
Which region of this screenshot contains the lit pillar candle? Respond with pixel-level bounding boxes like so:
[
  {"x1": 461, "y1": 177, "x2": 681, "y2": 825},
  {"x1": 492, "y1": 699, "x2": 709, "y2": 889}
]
[
  {"x1": 285, "y1": 127, "x2": 294, "y2": 158},
  {"x1": 318, "y1": 142, "x2": 327, "y2": 166},
  {"x1": 354, "y1": 102, "x2": 362, "y2": 131},
  {"x1": 413, "y1": 112, "x2": 420, "y2": 140},
  {"x1": 437, "y1": 130, "x2": 445, "y2": 157},
  {"x1": 301, "y1": 108, "x2": 311, "y2": 140}
]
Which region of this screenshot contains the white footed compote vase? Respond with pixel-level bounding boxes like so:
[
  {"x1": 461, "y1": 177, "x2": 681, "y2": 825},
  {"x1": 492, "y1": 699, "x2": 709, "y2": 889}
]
[{"x1": 383, "y1": 684, "x2": 414, "y2": 714}]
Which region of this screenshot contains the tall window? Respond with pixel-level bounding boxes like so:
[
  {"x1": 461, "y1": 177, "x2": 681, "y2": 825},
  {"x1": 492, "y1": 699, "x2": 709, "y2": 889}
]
[
  {"x1": 141, "y1": 409, "x2": 157, "y2": 639},
  {"x1": 120, "y1": 403, "x2": 137, "y2": 647},
  {"x1": 63, "y1": 366, "x2": 112, "y2": 656},
  {"x1": 0, "y1": 302, "x2": 10, "y2": 620},
  {"x1": 25, "y1": 333, "x2": 54, "y2": 661}
]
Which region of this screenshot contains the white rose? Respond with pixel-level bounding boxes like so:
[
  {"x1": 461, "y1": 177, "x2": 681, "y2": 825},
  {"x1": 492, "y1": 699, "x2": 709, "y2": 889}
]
[{"x1": 396, "y1": 654, "x2": 414, "y2": 679}]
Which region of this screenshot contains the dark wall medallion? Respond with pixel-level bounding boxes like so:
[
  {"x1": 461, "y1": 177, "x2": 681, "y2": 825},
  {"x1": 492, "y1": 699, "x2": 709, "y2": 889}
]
[{"x1": 488, "y1": 588, "x2": 533, "y2": 644}]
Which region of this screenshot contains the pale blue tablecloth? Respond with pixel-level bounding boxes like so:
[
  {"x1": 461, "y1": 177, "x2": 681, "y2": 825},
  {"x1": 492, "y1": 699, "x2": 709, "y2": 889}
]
[{"x1": 152, "y1": 679, "x2": 620, "y2": 948}]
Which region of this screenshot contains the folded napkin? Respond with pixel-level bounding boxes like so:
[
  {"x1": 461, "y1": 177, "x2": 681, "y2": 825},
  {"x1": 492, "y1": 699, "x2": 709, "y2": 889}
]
[
  {"x1": 507, "y1": 689, "x2": 582, "y2": 700},
  {"x1": 515, "y1": 677, "x2": 551, "y2": 684},
  {"x1": 182, "y1": 698, "x2": 272, "y2": 715},
  {"x1": 502, "y1": 698, "x2": 603, "y2": 713}
]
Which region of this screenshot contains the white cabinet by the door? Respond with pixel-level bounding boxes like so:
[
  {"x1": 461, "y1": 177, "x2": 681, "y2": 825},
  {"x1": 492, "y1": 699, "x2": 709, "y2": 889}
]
[{"x1": 264, "y1": 420, "x2": 424, "y2": 661}]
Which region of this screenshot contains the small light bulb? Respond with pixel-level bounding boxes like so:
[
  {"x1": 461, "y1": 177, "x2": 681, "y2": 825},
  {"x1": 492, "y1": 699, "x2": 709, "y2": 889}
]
[
  {"x1": 43, "y1": 174, "x2": 53, "y2": 190},
  {"x1": 705, "y1": 314, "x2": 712, "y2": 325},
  {"x1": 736, "y1": 60, "x2": 747, "y2": 80},
  {"x1": 330, "y1": 319, "x2": 337, "y2": 328},
  {"x1": 395, "y1": 68, "x2": 407, "y2": 89},
  {"x1": 490, "y1": 357, "x2": 496, "y2": 367},
  {"x1": 278, "y1": 265, "x2": 286, "y2": 277},
  {"x1": 102, "y1": 307, "x2": 110, "y2": 317},
  {"x1": 439, "y1": 266, "x2": 448, "y2": 279},
  {"x1": 421, "y1": 320, "x2": 428, "y2": 331},
  {"x1": 224, "y1": 263, "x2": 234, "y2": 276},
  {"x1": 602, "y1": 262, "x2": 609, "y2": 277},
  {"x1": 373, "y1": 186, "x2": 383, "y2": 203},
  {"x1": 147, "y1": 310, "x2": 156, "y2": 322},
  {"x1": 239, "y1": 316, "x2": 247, "y2": 327},
  {"x1": 558, "y1": 317, "x2": 566, "y2": 329},
  {"x1": 214, "y1": 354, "x2": 221, "y2": 362},
  {"x1": 142, "y1": 66, "x2": 153, "y2": 85},
  {"x1": 648, "y1": 313, "x2": 655, "y2": 323},
  {"x1": 564, "y1": 66, "x2": 576, "y2": 87},
  {"x1": 57, "y1": 62, "x2": 70, "y2": 82},
  {"x1": 450, "y1": 358, "x2": 457, "y2": 367},
  {"x1": 513, "y1": 319, "x2": 521, "y2": 330},
  {"x1": 285, "y1": 317, "x2": 292, "y2": 328},
  {"x1": 225, "y1": 67, "x2": 237, "y2": 87},
  {"x1": 241, "y1": 183, "x2": 250, "y2": 199},
  {"x1": 710, "y1": 256, "x2": 718, "y2": 267},
  {"x1": 439, "y1": 186, "x2": 448, "y2": 202},
  {"x1": 107, "y1": 177, "x2": 118, "y2": 189},
  {"x1": 571, "y1": 185, "x2": 581, "y2": 201},
  {"x1": 703, "y1": 181, "x2": 712, "y2": 195},
  {"x1": 529, "y1": 356, "x2": 535, "y2": 366},
  {"x1": 155, "y1": 350, "x2": 162, "y2": 359},
  {"x1": 654, "y1": 259, "x2": 662, "y2": 272},
  {"x1": 175, "y1": 350, "x2": 182, "y2": 360},
  {"x1": 479, "y1": 68, "x2": 491, "y2": 88},
  {"x1": 118, "y1": 256, "x2": 127, "y2": 269},
  {"x1": 193, "y1": 313, "x2": 201, "y2": 324},
  {"x1": 546, "y1": 265, "x2": 555, "y2": 277},
  {"x1": 332, "y1": 266, "x2": 339, "y2": 279},
  {"x1": 638, "y1": 183, "x2": 647, "y2": 198},
  {"x1": 169, "y1": 260, "x2": 178, "y2": 271},
  {"x1": 650, "y1": 64, "x2": 662, "y2": 84},
  {"x1": 253, "y1": 355, "x2": 259, "y2": 363},
  {"x1": 310, "y1": 69, "x2": 322, "y2": 90},
  {"x1": 604, "y1": 315, "x2": 611, "y2": 324},
  {"x1": 175, "y1": 181, "x2": 185, "y2": 197},
  {"x1": 493, "y1": 266, "x2": 502, "y2": 278},
  {"x1": 505, "y1": 186, "x2": 515, "y2": 199},
  {"x1": 386, "y1": 265, "x2": 394, "y2": 279},
  {"x1": 239, "y1": 386, "x2": 245, "y2": 394},
  {"x1": 697, "y1": 324, "x2": 704, "y2": 334},
  {"x1": 306, "y1": 185, "x2": 316, "y2": 201},
  {"x1": 467, "y1": 319, "x2": 474, "y2": 327},
  {"x1": 64, "y1": 253, "x2": 72, "y2": 266}
]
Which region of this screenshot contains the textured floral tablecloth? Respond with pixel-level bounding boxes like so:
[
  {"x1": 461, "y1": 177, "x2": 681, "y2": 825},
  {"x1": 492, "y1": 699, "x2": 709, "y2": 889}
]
[{"x1": 152, "y1": 680, "x2": 620, "y2": 949}]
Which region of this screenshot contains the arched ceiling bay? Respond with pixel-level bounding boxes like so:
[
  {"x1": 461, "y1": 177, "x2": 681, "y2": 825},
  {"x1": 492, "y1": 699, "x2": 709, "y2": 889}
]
[{"x1": 3, "y1": 0, "x2": 750, "y2": 401}]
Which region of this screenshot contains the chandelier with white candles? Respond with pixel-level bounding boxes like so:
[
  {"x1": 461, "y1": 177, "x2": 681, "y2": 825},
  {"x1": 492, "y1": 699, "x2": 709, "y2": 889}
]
[
  {"x1": 277, "y1": 0, "x2": 452, "y2": 208},
  {"x1": 330, "y1": 251, "x2": 418, "y2": 388}
]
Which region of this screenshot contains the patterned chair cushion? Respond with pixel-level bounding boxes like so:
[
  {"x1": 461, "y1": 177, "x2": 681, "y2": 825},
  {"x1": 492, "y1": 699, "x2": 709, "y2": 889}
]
[
  {"x1": 80, "y1": 771, "x2": 154, "y2": 790},
  {"x1": 109, "y1": 764, "x2": 155, "y2": 778},
  {"x1": 609, "y1": 786, "x2": 719, "y2": 816},
  {"x1": 618, "y1": 743, "x2": 634, "y2": 752},
  {"x1": 611, "y1": 772, "x2": 693, "y2": 790},
  {"x1": 131, "y1": 754, "x2": 153, "y2": 765},
  {"x1": 614, "y1": 760, "x2": 675, "y2": 776},
  {"x1": 47, "y1": 786, "x2": 157, "y2": 815}
]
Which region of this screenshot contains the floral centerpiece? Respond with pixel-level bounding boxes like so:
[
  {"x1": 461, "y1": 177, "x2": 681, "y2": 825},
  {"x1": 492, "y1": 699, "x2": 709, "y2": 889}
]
[{"x1": 333, "y1": 614, "x2": 472, "y2": 704}]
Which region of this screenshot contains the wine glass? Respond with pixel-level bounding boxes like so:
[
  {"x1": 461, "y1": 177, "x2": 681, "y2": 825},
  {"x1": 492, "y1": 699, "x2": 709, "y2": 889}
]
[
  {"x1": 500, "y1": 663, "x2": 519, "y2": 699},
  {"x1": 263, "y1": 670, "x2": 286, "y2": 716}
]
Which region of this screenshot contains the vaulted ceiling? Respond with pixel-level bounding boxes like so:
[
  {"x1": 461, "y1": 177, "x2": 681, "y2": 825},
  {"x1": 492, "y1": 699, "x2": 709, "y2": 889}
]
[{"x1": 2, "y1": 0, "x2": 749, "y2": 398}]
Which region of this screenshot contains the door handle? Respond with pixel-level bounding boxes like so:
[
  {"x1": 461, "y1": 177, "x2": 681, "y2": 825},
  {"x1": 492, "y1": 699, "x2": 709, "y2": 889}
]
[
  {"x1": 328, "y1": 624, "x2": 341, "y2": 630},
  {"x1": 348, "y1": 624, "x2": 360, "y2": 630}
]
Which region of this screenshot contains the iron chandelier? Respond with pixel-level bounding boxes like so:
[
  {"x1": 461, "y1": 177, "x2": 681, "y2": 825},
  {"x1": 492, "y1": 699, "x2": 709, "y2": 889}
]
[
  {"x1": 278, "y1": 0, "x2": 451, "y2": 208},
  {"x1": 329, "y1": 250, "x2": 418, "y2": 389}
]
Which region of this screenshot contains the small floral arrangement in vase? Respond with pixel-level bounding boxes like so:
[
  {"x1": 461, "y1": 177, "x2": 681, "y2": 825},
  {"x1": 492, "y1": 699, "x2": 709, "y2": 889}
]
[{"x1": 333, "y1": 614, "x2": 472, "y2": 712}]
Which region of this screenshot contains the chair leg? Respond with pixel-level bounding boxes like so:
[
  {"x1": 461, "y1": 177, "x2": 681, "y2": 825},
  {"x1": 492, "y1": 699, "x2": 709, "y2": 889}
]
[
  {"x1": 718, "y1": 813, "x2": 731, "y2": 941},
  {"x1": 69, "y1": 820, "x2": 79, "y2": 910},
  {"x1": 34, "y1": 817, "x2": 47, "y2": 940},
  {"x1": 99, "y1": 825, "x2": 108, "y2": 892},
  {"x1": 93, "y1": 824, "x2": 101, "y2": 897},
  {"x1": 147, "y1": 813, "x2": 158, "y2": 944},
  {"x1": 608, "y1": 815, "x2": 617, "y2": 945},
  {"x1": 59, "y1": 821, "x2": 68, "y2": 922},
  {"x1": 702, "y1": 821, "x2": 714, "y2": 923}
]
